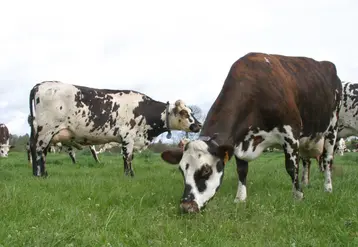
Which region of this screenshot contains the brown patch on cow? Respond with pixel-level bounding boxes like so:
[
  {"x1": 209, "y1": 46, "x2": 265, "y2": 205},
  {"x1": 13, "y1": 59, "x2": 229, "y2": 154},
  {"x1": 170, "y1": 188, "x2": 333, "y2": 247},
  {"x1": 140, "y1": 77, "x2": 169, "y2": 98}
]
[
  {"x1": 0, "y1": 124, "x2": 10, "y2": 144},
  {"x1": 253, "y1": 136, "x2": 264, "y2": 150},
  {"x1": 200, "y1": 52, "x2": 342, "y2": 147}
]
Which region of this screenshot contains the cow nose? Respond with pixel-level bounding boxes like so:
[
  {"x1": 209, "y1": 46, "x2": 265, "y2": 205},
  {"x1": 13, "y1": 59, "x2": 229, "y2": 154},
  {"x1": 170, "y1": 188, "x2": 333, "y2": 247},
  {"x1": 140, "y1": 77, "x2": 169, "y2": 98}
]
[
  {"x1": 189, "y1": 124, "x2": 202, "y2": 133},
  {"x1": 180, "y1": 201, "x2": 199, "y2": 213}
]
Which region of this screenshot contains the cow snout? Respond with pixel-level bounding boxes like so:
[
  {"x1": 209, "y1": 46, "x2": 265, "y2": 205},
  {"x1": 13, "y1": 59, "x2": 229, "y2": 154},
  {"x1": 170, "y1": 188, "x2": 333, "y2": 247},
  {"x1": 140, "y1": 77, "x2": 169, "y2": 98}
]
[
  {"x1": 180, "y1": 201, "x2": 199, "y2": 213},
  {"x1": 189, "y1": 123, "x2": 202, "y2": 133}
]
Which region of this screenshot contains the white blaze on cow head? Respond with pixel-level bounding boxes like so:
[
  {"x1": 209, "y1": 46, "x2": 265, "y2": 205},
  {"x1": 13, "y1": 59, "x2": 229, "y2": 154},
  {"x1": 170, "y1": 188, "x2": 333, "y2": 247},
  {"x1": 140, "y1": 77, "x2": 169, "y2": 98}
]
[
  {"x1": 0, "y1": 144, "x2": 15, "y2": 157},
  {"x1": 167, "y1": 100, "x2": 202, "y2": 133},
  {"x1": 161, "y1": 137, "x2": 234, "y2": 213}
]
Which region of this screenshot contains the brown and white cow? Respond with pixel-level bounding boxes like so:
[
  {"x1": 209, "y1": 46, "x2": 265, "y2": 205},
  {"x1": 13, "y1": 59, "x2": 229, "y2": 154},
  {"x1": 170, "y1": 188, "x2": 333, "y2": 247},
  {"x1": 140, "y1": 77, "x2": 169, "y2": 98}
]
[
  {"x1": 0, "y1": 123, "x2": 14, "y2": 157},
  {"x1": 160, "y1": 52, "x2": 342, "y2": 213},
  {"x1": 28, "y1": 81, "x2": 202, "y2": 177},
  {"x1": 301, "y1": 81, "x2": 358, "y2": 185}
]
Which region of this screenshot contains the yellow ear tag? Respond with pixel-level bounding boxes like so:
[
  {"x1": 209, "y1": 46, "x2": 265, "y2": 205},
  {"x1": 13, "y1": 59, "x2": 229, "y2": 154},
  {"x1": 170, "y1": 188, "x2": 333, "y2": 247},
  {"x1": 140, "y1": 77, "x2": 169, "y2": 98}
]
[{"x1": 223, "y1": 151, "x2": 229, "y2": 165}]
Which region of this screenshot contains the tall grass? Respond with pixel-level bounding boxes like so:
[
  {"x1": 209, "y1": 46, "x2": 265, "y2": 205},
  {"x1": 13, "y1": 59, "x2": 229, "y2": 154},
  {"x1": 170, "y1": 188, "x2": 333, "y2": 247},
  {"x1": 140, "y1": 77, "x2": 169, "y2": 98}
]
[{"x1": 0, "y1": 151, "x2": 358, "y2": 246}]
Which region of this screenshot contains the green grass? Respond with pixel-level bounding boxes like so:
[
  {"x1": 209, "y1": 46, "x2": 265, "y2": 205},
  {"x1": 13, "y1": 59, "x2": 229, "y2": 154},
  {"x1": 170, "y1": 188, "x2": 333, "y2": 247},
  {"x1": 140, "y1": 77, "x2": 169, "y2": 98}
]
[{"x1": 1, "y1": 151, "x2": 358, "y2": 247}]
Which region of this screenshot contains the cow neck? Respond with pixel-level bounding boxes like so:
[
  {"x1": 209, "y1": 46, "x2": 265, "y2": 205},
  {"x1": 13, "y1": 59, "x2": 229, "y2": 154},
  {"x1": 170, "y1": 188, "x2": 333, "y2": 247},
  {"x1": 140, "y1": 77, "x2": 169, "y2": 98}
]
[
  {"x1": 199, "y1": 128, "x2": 233, "y2": 147},
  {"x1": 165, "y1": 101, "x2": 172, "y2": 139}
]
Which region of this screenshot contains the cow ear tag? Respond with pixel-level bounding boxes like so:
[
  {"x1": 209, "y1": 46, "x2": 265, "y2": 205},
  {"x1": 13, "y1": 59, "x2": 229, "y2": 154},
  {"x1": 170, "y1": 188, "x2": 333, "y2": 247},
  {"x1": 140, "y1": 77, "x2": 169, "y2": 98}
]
[{"x1": 223, "y1": 151, "x2": 229, "y2": 165}]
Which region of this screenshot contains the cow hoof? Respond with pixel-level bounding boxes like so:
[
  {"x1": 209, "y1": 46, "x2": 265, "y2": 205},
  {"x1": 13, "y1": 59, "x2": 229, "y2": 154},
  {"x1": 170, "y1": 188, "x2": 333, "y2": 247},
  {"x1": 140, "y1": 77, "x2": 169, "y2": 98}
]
[
  {"x1": 124, "y1": 170, "x2": 135, "y2": 177},
  {"x1": 324, "y1": 184, "x2": 332, "y2": 193},
  {"x1": 302, "y1": 182, "x2": 311, "y2": 188},
  {"x1": 234, "y1": 198, "x2": 246, "y2": 203},
  {"x1": 293, "y1": 191, "x2": 304, "y2": 200}
]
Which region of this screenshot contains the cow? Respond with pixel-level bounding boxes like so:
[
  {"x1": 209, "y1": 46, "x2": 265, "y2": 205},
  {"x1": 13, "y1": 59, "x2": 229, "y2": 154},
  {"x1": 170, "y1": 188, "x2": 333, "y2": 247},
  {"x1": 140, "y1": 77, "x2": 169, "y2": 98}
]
[
  {"x1": 336, "y1": 138, "x2": 346, "y2": 156},
  {"x1": 0, "y1": 123, "x2": 14, "y2": 157},
  {"x1": 28, "y1": 81, "x2": 202, "y2": 177},
  {"x1": 160, "y1": 52, "x2": 342, "y2": 213},
  {"x1": 301, "y1": 81, "x2": 358, "y2": 185}
]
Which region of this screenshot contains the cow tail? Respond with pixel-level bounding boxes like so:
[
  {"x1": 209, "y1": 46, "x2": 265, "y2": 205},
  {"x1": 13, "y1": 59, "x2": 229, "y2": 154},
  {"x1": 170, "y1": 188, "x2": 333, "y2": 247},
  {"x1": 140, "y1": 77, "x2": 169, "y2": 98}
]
[{"x1": 28, "y1": 86, "x2": 37, "y2": 139}]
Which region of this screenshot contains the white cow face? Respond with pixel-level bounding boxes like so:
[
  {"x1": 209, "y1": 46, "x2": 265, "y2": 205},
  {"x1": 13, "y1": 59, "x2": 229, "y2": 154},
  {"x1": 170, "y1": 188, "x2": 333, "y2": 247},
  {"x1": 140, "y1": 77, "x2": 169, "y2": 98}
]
[
  {"x1": 169, "y1": 100, "x2": 202, "y2": 133},
  {"x1": 161, "y1": 139, "x2": 234, "y2": 213},
  {"x1": 0, "y1": 144, "x2": 14, "y2": 157}
]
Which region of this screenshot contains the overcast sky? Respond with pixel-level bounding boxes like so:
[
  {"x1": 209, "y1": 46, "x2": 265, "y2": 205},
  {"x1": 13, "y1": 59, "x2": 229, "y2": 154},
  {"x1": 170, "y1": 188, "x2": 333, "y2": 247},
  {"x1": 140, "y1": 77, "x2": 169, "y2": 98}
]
[{"x1": 1, "y1": 0, "x2": 358, "y2": 140}]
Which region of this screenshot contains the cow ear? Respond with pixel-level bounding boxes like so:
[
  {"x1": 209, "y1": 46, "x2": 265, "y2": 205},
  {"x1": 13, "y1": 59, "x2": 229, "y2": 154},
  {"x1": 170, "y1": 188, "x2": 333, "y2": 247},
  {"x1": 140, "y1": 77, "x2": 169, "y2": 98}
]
[
  {"x1": 161, "y1": 149, "x2": 183, "y2": 165},
  {"x1": 10, "y1": 145, "x2": 15, "y2": 149},
  {"x1": 216, "y1": 145, "x2": 234, "y2": 164}
]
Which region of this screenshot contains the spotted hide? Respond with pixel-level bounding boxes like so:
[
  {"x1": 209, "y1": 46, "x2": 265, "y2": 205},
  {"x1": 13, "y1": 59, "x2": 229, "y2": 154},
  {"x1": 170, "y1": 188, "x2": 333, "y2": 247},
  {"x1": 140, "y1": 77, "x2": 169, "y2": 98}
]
[
  {"x1": 28, "y1": 81, "x2": 202, "y2": 177},
  {"x1": 160, "y1": 52, "x2": 342, "y2": 213},
  {"x1": 301, "y1": 81, "x2": 358, "y2": 186},
  {"x1": 0, "y1": 123, "x2": 14, "y2": 157}
]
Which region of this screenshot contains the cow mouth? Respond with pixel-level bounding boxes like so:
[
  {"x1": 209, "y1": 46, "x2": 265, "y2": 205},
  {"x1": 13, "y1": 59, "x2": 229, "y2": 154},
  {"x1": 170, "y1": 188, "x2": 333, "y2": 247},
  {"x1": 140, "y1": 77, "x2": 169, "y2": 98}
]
[
  {"x1": 189, "y1": 124, "x2": 202, "y2": 133},
  {"x1": 180, "y1": 201, "x2": 200, "y2": 213}
]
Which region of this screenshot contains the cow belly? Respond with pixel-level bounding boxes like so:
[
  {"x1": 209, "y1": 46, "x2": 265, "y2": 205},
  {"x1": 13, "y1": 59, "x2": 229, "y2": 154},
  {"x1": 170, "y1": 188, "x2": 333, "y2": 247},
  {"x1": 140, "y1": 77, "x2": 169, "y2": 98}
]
[
  {"x1": 298, "y1": 136, "x2": 324, "y2": 158},
  {"x1": 50, "y1": 128, "x2": 120, "y2": 146}
]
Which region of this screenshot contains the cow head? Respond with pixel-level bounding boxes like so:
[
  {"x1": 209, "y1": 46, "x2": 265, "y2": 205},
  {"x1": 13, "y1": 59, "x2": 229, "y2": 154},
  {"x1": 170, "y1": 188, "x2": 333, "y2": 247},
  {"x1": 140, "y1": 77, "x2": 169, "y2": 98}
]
[
  {"x1": 168, "y1": 100, "x2": 202, "y2": 133},
  {"x1": 0, "y1": 144, "x2": 15, "y2": 157},
  {"x1": 161, "y1": 135, "x2": 234, "y2": 213}
]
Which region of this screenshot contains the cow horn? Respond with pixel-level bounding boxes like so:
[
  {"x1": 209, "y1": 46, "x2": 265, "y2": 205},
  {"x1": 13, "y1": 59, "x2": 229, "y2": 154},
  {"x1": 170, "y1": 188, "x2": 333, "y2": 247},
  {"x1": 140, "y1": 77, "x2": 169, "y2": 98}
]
[
  {"x1": 175, "y1": 99, "x2": 186, "y2": 110},
  {"x1": 198, "y1": 133, "x2": 219, "y2": 147}
]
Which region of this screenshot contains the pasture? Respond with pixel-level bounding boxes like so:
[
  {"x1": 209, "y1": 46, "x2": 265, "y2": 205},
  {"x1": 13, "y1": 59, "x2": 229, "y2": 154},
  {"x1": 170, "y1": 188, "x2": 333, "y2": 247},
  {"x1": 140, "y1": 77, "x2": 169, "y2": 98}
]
[{"x1": 1, "y1": 151, "x2": 358, "y2": 247}]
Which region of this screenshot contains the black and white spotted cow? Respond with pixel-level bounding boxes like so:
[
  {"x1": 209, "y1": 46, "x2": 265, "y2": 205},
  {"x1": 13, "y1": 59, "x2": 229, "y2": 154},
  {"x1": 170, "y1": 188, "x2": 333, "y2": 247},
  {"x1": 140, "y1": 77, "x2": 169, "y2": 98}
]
[
  {"x1": 28, "y1": 81, "x2": 202, "y2": 177},
  {"x1": 301, "y1": 81, "x2": 358, "y2": 185},
  {"x1": 0, "y1": 123, "x2": 14, "y2": 157},
  {"x1": 335, "y1": 138, "x2": 346, "y2": 156},
  {"x1": 160, "y1": 52, "x2": 342, "y2": 213}
]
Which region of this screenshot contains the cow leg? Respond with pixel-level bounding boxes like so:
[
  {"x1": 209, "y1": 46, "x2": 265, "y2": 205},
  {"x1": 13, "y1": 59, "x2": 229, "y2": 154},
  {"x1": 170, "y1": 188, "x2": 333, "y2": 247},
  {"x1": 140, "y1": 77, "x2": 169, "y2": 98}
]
[
  {"x1": 89, "y1": 145, "x2": 100, "y2": 163},
  {"x1": 234, "y1": 157, "x2": 248, "y2": 202},
  {"x1": 67, "y1": 147, "x2": 77, "y2": 164},
  {"x1": 27, "y1": 149, "x2": 32, "y2": 167},
  {"x1": 32, "y1": 134, "x2": 53, "y2": 177},
  {"x1": 321, "y1": 142, "x2": 335, "y2": 193},
  {"x1": 282, "y1": 136, "x2": 303, "y2": 200},
  {"x1": 301, "y1": 157, "x2": 311, "y2": 186},
  {"x1": 122, "y1": 141, "x2": 135, "y2": 177}
]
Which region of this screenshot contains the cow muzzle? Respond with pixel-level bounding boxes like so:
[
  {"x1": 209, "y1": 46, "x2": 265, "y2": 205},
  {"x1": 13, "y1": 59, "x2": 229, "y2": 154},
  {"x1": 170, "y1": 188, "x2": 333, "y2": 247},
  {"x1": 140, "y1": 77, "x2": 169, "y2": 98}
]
[
  {"x1": 180, "y1": 201, "x2": 199, "y2": 213},
  {"x1": 189, "y1": 123, "x2": 202, "y2": 133}
]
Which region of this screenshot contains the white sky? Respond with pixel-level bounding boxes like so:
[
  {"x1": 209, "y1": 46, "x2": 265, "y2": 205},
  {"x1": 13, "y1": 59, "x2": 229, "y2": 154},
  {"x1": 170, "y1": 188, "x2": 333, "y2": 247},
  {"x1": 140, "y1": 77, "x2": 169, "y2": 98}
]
[{"x1": 1, "y1": 0, "x2": 358, "y2": 139}]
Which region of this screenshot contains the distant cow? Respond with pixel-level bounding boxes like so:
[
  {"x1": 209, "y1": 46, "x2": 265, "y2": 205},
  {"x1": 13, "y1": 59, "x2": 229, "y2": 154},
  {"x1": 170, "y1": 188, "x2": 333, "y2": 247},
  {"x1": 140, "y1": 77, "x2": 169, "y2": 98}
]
[
  {"x1": 0, "y1": 123, "x2": 14, "y2": 157},
  {"x1": 336, "y1": 138, "x2": 346, "y2": 156},
  {"x1": 28, "y1": 81, "x2": 202, "y2": 177},
  {"x1": 301, "y1": 81, "x2": 358, "y2": 185},
  {"x1": 160, "y1": 52, "x2": 342, "y2": 213}
]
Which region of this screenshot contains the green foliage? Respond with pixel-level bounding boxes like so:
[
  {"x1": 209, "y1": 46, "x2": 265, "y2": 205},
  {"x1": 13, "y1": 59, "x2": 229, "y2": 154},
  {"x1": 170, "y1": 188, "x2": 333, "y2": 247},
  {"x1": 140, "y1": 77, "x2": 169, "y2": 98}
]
[
  {"x1": 1, "y1": 151, "x2": 358, "y2": 246},
  {"x1": 9, "y1": 134, "x2": 29, "y2": 152},
  {"x1": 347, "y1": 139, "x2": 358, "y2": 150}
]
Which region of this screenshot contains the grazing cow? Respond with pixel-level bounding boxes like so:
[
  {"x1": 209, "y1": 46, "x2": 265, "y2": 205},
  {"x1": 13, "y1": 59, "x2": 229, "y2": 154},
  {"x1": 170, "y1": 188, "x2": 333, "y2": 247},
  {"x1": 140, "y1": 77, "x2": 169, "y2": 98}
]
[
  {"x1": 301, "y1": 81, "x2": 358, "y2": 185},
  {"x1": 160, "y1": 52, "x2": 342, "y2": 213},
  {"x1": 0, "y1": 123, "x2": 14, "y2": 157},
  {"x1": 336, "y1": 138, "x2": 346, "y2": 156},
  {"x1": 28, "y1": 81, "x2": 202, "y2": 177}
]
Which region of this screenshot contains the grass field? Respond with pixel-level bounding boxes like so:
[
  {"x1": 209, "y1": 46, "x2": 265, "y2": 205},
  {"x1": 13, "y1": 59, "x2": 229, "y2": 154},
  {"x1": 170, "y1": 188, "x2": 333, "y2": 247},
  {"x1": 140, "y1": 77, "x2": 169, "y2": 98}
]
[{"x1": 1, "y1": 151, "x2": 358, "y2": 247}]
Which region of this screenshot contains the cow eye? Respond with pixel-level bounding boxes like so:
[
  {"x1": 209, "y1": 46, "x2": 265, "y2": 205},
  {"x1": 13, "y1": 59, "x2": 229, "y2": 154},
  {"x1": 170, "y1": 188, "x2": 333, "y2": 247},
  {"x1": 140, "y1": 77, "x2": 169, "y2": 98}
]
[
  {"x1": 201, "y1": 164, "x2": 212, "y2": 178},
  {"x1": 179, "y1": 110, "x2": 189, "y2": 118}
]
